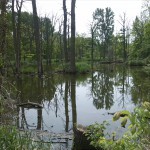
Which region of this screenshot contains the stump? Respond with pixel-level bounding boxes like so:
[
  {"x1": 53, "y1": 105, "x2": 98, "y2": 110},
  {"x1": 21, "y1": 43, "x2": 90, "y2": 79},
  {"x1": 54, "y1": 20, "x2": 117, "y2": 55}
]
[{"x1": 73, "y1": 126, "x2": 97, "y2": 150}]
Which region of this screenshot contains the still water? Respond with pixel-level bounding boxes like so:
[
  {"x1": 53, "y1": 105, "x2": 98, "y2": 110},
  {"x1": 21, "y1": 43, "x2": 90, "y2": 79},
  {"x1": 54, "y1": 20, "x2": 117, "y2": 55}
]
[{"x1": 5, "y1": 65, "x2": 150, "y2": 149}]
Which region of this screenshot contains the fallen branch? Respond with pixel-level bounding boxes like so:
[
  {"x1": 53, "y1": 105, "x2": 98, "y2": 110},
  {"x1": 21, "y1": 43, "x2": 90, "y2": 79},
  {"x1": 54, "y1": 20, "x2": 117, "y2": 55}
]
[{"x1": 17, "y1": 101, "x2": 43, "y2": 108}]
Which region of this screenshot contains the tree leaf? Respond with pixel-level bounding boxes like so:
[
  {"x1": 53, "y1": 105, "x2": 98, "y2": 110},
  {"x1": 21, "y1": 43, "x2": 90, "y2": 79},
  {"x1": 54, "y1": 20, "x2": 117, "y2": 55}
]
[
  {"x1": 120, "y1": 110, "x2": 130, "y2": 116},
  {"x1": 121, "y1": 117, "x2": 128, "y2": 128},
  {"x1": 131, "y1": 125, "x2": 136, "y2": 135},
  {"x1": 113, "y1": 112, "x2": 121, "y2": 121}
]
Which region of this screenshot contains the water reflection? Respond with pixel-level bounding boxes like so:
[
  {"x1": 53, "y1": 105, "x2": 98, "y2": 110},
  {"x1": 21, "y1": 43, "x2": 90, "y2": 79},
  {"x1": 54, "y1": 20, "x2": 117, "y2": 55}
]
[
  {"x1": 4, "y1": 65, "x2": 150, "y2": 148},
  {"x1": 10, "y1": 65, "x2": 149, "y2": 131}
]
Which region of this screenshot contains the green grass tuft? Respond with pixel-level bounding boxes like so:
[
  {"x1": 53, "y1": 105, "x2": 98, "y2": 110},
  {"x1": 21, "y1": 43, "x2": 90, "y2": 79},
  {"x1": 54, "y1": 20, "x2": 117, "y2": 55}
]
[{"x1": 76, "y1": 62, "x2": 91, "y2": 73}]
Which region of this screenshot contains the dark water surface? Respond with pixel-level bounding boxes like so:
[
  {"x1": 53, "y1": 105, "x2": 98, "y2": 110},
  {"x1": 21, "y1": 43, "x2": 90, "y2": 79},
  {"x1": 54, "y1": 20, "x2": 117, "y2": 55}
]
[{"x1": 4, "y1": 65, "x2": 150, "y2": 149}]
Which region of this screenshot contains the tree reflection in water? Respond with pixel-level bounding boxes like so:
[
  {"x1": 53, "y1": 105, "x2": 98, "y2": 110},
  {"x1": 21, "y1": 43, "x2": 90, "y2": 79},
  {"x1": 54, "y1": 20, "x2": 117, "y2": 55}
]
[
  {"x1": 90, "y1": 65, "x2": 114, "y2": 110},
  {"x1": 3, "y1": 65, "x2": 150, "y2": 149}
]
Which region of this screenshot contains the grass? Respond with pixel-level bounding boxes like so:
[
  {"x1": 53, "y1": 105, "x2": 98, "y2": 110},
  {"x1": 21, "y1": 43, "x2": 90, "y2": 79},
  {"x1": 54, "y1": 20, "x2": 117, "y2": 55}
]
[
  {"x1": 54, "y1": 61, "x2": 91, "y2": 74},
  {"x1": 0, "y1": 126, "x2": 51, "y2": 150},
  {"x1": 76, "y1": 62, "x2": 91, "y2": 73}
]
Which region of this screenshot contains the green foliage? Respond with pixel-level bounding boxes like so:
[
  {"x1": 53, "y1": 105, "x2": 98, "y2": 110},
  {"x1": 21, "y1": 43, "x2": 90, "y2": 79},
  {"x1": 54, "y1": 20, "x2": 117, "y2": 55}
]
[
  {"x1": 93, "y1": 7, "x2": 114, "y2": 60},
  {"x1": 85, "y1": 121, "x2": 109, "y2": 149},
  {"x1": 144, "y1": 64, "x2": 150, "y2": 75},
  {"x1": 76, "y1": 62, "x2": 91, "y2": 73},
  {"x1": 85, "y1": 102, "x2": 150, "y2": 150},
  {"x1": 112, "y1": 110, "x2": 130, "y2": 128},
  {"x1": 58, "y1": 62, "x2": 91, "y2": 73},
  {"x1": 0, "y1": 54, "x2": 3, "y2": 68},
  {"x1": 113, "y1": 112, "x2": 121, "y2": 121},
  {"x1": 0, "y1": 126, "x2": 51, "y2": 150},
  {"x1": 130, "y1": 15, "x2": 150, "y2": 61},
  {"x1": 128, "y1": 60, "x2": 146, "y2": 66},
  {"x1": 22, "y1": 65, "x2": 37, "y2": 74}
]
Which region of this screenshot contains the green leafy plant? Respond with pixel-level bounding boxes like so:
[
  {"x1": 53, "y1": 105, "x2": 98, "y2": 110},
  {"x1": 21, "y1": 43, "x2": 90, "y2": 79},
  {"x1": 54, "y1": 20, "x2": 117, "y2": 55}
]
[
  {"x1": 76, "y1": 62, "x2": 91, "y2": 73},
  {"x1": 85, "y1": 102, "x2": 150, "y2": 150},
  {"x1": 113, "y1": 110, "x2": 130, "y2": 128},
  {"x1": 0, "y1": 126, "x2": 51, "y2": 150}
]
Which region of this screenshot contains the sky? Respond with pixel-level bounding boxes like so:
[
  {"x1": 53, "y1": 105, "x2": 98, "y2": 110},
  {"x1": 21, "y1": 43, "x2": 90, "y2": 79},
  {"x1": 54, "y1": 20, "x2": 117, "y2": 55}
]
[{"x1": 22, "y1": 0, "x2": 143, "y2": 35}]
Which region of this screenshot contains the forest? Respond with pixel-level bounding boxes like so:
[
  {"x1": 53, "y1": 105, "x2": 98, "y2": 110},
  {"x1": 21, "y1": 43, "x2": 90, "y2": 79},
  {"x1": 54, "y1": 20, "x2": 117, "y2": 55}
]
[
  {"x1": 0, "y1": 0, "x2": 150, "y2": 150},
  {"x1": 0, "y1": 0, "x2": 150, "y2": 76}
]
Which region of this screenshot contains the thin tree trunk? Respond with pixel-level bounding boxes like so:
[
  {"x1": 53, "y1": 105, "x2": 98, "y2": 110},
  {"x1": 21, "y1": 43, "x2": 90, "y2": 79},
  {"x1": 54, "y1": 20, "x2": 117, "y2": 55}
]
[
  {"x1": 12, "y1": 0, "x2": 17, "y2": 73},
  {"x1": 63, "y1": 0, "x2": 68, "y2": 63},
  {"x1": 70, "y1": 0, "x2": 76, "y2": 73},
  {"x1": 16, "y1": 0, "x2": 23, "y2": 75},
  {"x1": 32, "y1": 0, "x2": 43, "y2": 76},
  {"x1": 0, "y1": 0, "x2": 7, "y2": 74},
  {"x1": 91, "y1": 28, "x2": 94, "y2": 69}
]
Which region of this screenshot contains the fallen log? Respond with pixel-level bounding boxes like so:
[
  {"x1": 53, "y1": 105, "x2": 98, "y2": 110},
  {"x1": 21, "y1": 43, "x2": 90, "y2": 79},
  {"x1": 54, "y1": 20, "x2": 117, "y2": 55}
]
[{"x1": 17, "y1": 101, "x2": 43, "y2": 108}]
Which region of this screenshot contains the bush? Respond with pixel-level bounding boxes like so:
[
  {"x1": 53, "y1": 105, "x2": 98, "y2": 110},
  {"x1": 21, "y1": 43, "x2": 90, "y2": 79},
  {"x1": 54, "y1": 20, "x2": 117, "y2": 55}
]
[
  {"x1": 22, "y1": 66, "x2": 37, "y2": 74},
  {"x1": 59, "y1": 62, "x2": 91, "y2": 73},
  {"x1": 0, "y1": 126, "x2": 51, "y2": 150},
  {"x1": 85, "y1": 102, "x2": 150, "y2": 150},
  {"x1": 76, "y1": 62, "x2": 91, "y2": 73}
]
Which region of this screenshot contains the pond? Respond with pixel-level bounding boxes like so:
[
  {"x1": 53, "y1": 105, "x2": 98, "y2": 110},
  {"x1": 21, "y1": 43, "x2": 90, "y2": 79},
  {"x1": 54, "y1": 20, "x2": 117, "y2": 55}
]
[{"x1": 2, "y1": 64, "x2": 150, "y2": 149}]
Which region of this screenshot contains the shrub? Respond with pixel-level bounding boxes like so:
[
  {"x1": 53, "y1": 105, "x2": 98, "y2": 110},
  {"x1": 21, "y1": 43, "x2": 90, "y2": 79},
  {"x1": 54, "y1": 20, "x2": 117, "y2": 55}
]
[
  {"x1": 85, "y1": 102, "x2": 150, "y2": 150},
  {"x1": 0, "y1": 126, "x2": 51, "y2": 150},
  {"x1": 76, "y1": 62, "x2": 91, "y2": 73}
]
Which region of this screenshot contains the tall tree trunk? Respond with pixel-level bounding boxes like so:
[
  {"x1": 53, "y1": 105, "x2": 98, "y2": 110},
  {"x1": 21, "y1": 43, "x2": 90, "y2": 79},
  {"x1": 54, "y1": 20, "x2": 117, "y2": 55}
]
[
  {"x1": 63, "y1": 0, "x2": 68, "y2": 63},
  {"x1": 32, "y1": 0, "x2": 43, "y2": 76},
  {"x1": 16, "y1": 0, "x2": 23, "y2": 75},
  {"x1": 45, "y1": 18, "x2": 50, "y2": 65},
  {"x1": 67, "y1": 20, "x2": 70, "y2": 54},
  {"x1": 12, "y1": 0, "x2": 17, "y2": 73},
  {"x1": 123, "y1": 27, "x2": 126, "y2": 62},
  {"x1": 0, "y1": 0, "x2": 7, "y2": 74},
  {"x1": 91, "y1": 27, "x2": 94, "y2": 69},
  {"x1": 70, "y1": 0, "x2": 76, "y2": 73},
  {"x1": 12, "y1": 0, "x2": 23, "y2": 75}
]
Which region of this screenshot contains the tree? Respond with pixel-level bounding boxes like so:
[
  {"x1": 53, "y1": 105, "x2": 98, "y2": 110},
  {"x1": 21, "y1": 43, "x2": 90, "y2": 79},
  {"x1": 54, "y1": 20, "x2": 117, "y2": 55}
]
[
  {"x1": 119, "y1": 13, "x2": 128, "y2": 62},
  {"x1": 131, "y1": 16, "x2": 144, "y2": 59},
  {"x1": 70, "y1": 0, "x2": 76, "y2": 73},
  {"x1": 90, "y1": 20, "x2": 97, "y2": 64},
  {"x1": 63, "y1": 0, "x2": 68, "y2": 63},
  {"x1": 93, "y1": 8, "x2": 104, "y2": 59},
  {"x1": 93, "y1": 7, "x2": 114, "y2": 60},
  {"x1": 0, "y1": 0, "x2": 7, "y2": 73},
  {"x1": 20, "y1": 12, "x2": 34, "y2": 58},
  {"x1": 141, "y1": 0, "x2": 150, "y2": 22},
  {"x1": 32, "y1": 0, "x2": 43, "y2": 76},
  {"x1": 12, "y1": 0, "x2": 24, "y2": 75},
  {"x1": 42, "y1": 16, "x2": 55, "y2": 65}
]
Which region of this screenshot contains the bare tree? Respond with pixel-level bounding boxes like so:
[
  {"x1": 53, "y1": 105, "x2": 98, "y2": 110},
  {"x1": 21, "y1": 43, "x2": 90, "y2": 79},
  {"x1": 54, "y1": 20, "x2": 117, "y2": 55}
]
[
  {"x1": 63, "y1": 0, "x2": 68, "y2": 63},
  {"x1": 119, "y1": 13, "x2": 128, "y2": 62},
  {"x1": 12, "y1": 0, "x2": 24, "y2": 75},
  {"x1": 70, "y1": 0, "x2": 76, "y2": 73},
  {"x1": 32, "y1": 0, "x2": 43, "y2": 76},
  {"x1": 90, "y1": 20, "x2": 97, "y2": 66}
]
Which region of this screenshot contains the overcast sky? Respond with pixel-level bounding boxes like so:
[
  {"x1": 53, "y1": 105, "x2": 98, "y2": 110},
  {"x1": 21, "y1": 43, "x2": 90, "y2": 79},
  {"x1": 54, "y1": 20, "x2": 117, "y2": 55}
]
[{"x1": 23, "y1": 0, "x2": 143, "y2": 35}]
